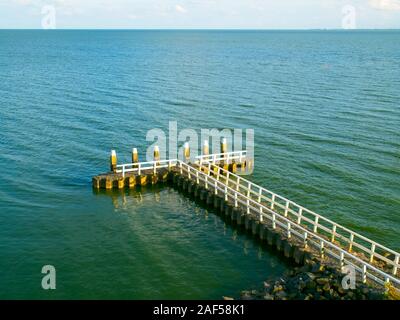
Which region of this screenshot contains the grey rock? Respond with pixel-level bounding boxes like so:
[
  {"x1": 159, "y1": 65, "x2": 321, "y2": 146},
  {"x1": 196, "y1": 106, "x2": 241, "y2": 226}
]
[{"x1": 263, "y1": 293, "x2": 274, "y2": 300}]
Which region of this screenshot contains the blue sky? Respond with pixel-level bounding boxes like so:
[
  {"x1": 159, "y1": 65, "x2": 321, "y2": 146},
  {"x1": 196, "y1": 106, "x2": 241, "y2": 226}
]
[{"x1": 1, "y1": 0, "x2": 400, "y2": 29}]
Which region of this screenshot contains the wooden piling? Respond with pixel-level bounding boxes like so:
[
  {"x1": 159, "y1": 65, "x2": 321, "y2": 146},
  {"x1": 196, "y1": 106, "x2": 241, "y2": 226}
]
[{"x1": 110, "y1": 150, "x2": 117, "y2": 173}]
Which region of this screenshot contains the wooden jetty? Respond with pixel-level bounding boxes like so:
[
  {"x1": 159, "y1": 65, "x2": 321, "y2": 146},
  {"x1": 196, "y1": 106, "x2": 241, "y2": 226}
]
[{"x1": 92, "y1": 140, "x2": 400, "y2": 295}]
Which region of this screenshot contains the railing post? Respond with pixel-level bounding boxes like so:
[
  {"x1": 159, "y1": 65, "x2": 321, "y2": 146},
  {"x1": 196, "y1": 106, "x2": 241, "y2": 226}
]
[
  {"x1": 236, "y1": 177, "x2": 240, "y2": 191},
  {"x1": 362, "y1": 265, "x2": 367, "y2": 283},
  {"x1": 259, "y1": 206, "x2": 263, "y2": 222},
  {"x1": 224, "y1": 186, "x2": 228, "y2": 201},
  {"x1": 138, "y1": 163, "x2": 142, "y2": 175},
  {"x1": 246, "y1": 198, "x2": 250, "y2": 214},
  {"x1": 235, "y1": 192, "x2": 238, "y2": 207},
  {"x1": 297, "y1": 208, "x2": 303, "y2": 224},
  {"x1": 304, "y1": 232, "x2": 308, "y2": 248},
  {"x1": 196, "y1": 171, "x2": 199, "y2": 184},
  {"x1": 320, "y1": 241, "x2": 325, "y2": 258},
  {"x1": 369, "y1": 244, "x2": 376, "y2": 263},
  {"x1": 272, "y1": 213, "x2": 276, "y2": 229},
  {"x1": 179, "y1": 161, "x2": 183, "y2": 175},
  {"x1": 385, "y1": 277, "x2": 390, "y2": 285},
  {"x1": 258, "y1": 188, "x2": 262, "y2": 202},
  {"x1": 284, "y1": 201, "x2": 289, "y2": 217},
  {"x1": 122, "y1": 165, "x2": 125, "y2": 178},
  {"x1": 214, "y1": 180, "x2": 218, "y2": 195},
  {"x1": 349, "y1": 233, "x2": 354, "y2": 252},
  {"x1": 393, "y1": 255, "x2": 399, "y2": 276},
  {"x1": 340, "y1": 252, "x2": 345, "y2": 268},
  {"x1": 247, "y1": 182, "x2": 251, "y2": 198},
  {"x1": 287, "y1": 222, "x2": 291, "y2": 238},
  {"x1": 331, "y1": 225, "x2": 337, "y2": 242},
  {"x1": 205, "y1": 175, "x2": 208, "y2": 189},
  {"x1": 313, "y1": 216, "x2": 319, "y2": 233},
  {"x1": 271, "y1": 194, "x2": 275, "y2": 210}
]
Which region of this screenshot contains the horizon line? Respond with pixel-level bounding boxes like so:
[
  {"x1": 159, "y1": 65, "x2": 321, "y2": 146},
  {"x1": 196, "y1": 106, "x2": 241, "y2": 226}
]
[{"x1": 1, "y1": 27, "x2": 400, "y2": 31}]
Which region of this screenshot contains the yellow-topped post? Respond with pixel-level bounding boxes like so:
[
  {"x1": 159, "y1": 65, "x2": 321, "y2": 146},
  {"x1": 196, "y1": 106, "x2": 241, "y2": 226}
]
[
  {"x1": 110, "y1": 150, "x2": 117, "y2": 172},
  {"x1": 154, "y1": 145, "x2": 160, "y2": 162},
  {"x1": 183, "y1": 142, "x2": 190, "y2": 162},
  {"x1": 220, "y1": 138, "x2": 228, "y2": 169},
  {"x1": 153, "y1": 145, "x2": 160, "y2": 175},
  {"x1": 221, "y1": 138, "x2": 227, "y2": 154},
  {"x1": 202, "y1": 140, "x2": 210, "y2": 173},
  {"x1": 203, "y1": 140, "x2": 209, "y2": 158},
  {"x1": 132, "y1": 148, "x2": 139, "y2": 164}
]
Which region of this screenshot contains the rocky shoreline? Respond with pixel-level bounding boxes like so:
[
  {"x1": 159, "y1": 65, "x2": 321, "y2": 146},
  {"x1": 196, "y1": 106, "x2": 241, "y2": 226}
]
[{"x1": 225, "y1": 259, "x2": 390, "y2": 300}]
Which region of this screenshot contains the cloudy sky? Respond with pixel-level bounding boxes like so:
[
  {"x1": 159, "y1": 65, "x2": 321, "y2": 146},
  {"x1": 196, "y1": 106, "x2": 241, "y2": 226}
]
[{"x1": 1, "y1": 0, "x2": 400, "y2": 29}]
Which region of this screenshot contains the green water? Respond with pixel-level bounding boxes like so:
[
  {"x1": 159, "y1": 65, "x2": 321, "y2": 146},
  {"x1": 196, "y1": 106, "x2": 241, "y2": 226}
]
[{"x1": 0, "y1": 30, "x2": 399, "y2": 299}]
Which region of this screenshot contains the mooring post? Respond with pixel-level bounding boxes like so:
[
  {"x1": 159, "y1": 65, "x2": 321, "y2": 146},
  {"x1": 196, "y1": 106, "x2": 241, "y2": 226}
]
[
  {"x1": 153, "y1": 145, "x2": 160, "y2": 174},
  {"x1": 184, "y1": 142, "x2": 190, "y2": 163},
  {"x1": 221, "y1": 138, "x2": 229, "y2": 170},
  {"x1": 154, "y1": 146, "x2": 160, "y2": 162},
  {"x1": 221, "y1": 138, "x2": 227, "y2": 153},
  {"x1": 203, "y1": 140, "x2": 209, "y2": 156},
  {"x1": 221, "y1": 137, "x2": 227, "y2": 159},
  {"x1": 110, "y1": 150, "x2": 117, "y2": 173},
  {"x1": 132, "y1": 148, "x2": 139, "y2": 168}
]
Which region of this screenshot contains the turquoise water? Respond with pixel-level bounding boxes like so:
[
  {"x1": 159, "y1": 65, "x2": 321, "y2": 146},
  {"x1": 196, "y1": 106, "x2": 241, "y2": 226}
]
[{"x1": 0, "y1": 30, "x2": 399, "y2": 299}]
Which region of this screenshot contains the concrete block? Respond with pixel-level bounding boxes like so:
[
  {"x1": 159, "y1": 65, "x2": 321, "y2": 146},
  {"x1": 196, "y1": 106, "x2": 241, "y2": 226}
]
[
  {"x1": 206, "y1": 192, "x2": 214, "y2": 206},
  {"x1": 245, "y1": 215, "x2": 253, "y2": 230},
  {"x1": 92, "y1": 177, "x2": 100, "y2": 189},
  {"x1": 252, "y1": 220, "x2": 260, "y2": 236},
  {"x1": 293, "y1": 247, "x2": 305, "y2": 265},
  {"x1": 127, "y1": 176, "x2": 135, "y2": 188},
  {"x1": 284, "y1": 241, "x2": 294, "y2": 259},
  {"x1": 137, "y1": 175, "x2": 147, "y2": 186},
  {"x1": 267, "y1": 230, "x2": 278, "y2": 246},
  {"x1": 259, "y1": 224, "x2": 268, "y2": 240}
]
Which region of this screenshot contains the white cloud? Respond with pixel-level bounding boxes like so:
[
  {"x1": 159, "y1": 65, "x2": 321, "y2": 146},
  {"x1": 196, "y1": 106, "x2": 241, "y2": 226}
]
[
  {"x1": 175, "y1": 4, "x2": 187, "y2": 14},
  {"x1": 369, "y1": 0, "x2": 400, "y2": 11},
  {"x1": 4, "y1": 0, "x2": 400, "y2": 29}
]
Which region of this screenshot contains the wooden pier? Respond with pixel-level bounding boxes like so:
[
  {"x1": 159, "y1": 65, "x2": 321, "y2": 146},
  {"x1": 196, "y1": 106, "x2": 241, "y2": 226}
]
[{"x1": 92, "y1": 142, "x2": 400, "y2": 296}]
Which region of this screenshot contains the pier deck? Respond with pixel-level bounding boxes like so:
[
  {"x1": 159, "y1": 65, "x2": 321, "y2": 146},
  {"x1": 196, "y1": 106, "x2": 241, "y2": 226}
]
[{"x1": 92, "y1": 149, "x2": 400, "y2": 295}]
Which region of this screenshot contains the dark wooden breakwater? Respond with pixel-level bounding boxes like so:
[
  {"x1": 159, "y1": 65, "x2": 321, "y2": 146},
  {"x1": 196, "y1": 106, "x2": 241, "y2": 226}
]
[{"x1": 92, "y1": 142, "x2": 400, "y2": 298}]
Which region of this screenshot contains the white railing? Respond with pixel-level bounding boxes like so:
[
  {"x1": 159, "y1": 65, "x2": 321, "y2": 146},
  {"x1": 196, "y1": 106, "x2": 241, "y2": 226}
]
[
  {"x1": 112, "y1": 151, "x2": 400, "y2": 290},
  {"x1": 195, "y1": 150, "x2": 247, "y2": 166},
  {"x1": 178, "y1": 161, "x2": 400, "y2": 290},
  {"x1": 196, "y1": 161, "x2": 400, "y2": 279},
  {"x1": 115, "y1": 150, "x2": 248, "y2": 178},
  {"x1": 116, "y1": 159, "x2": 178, "y2": 177}
]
